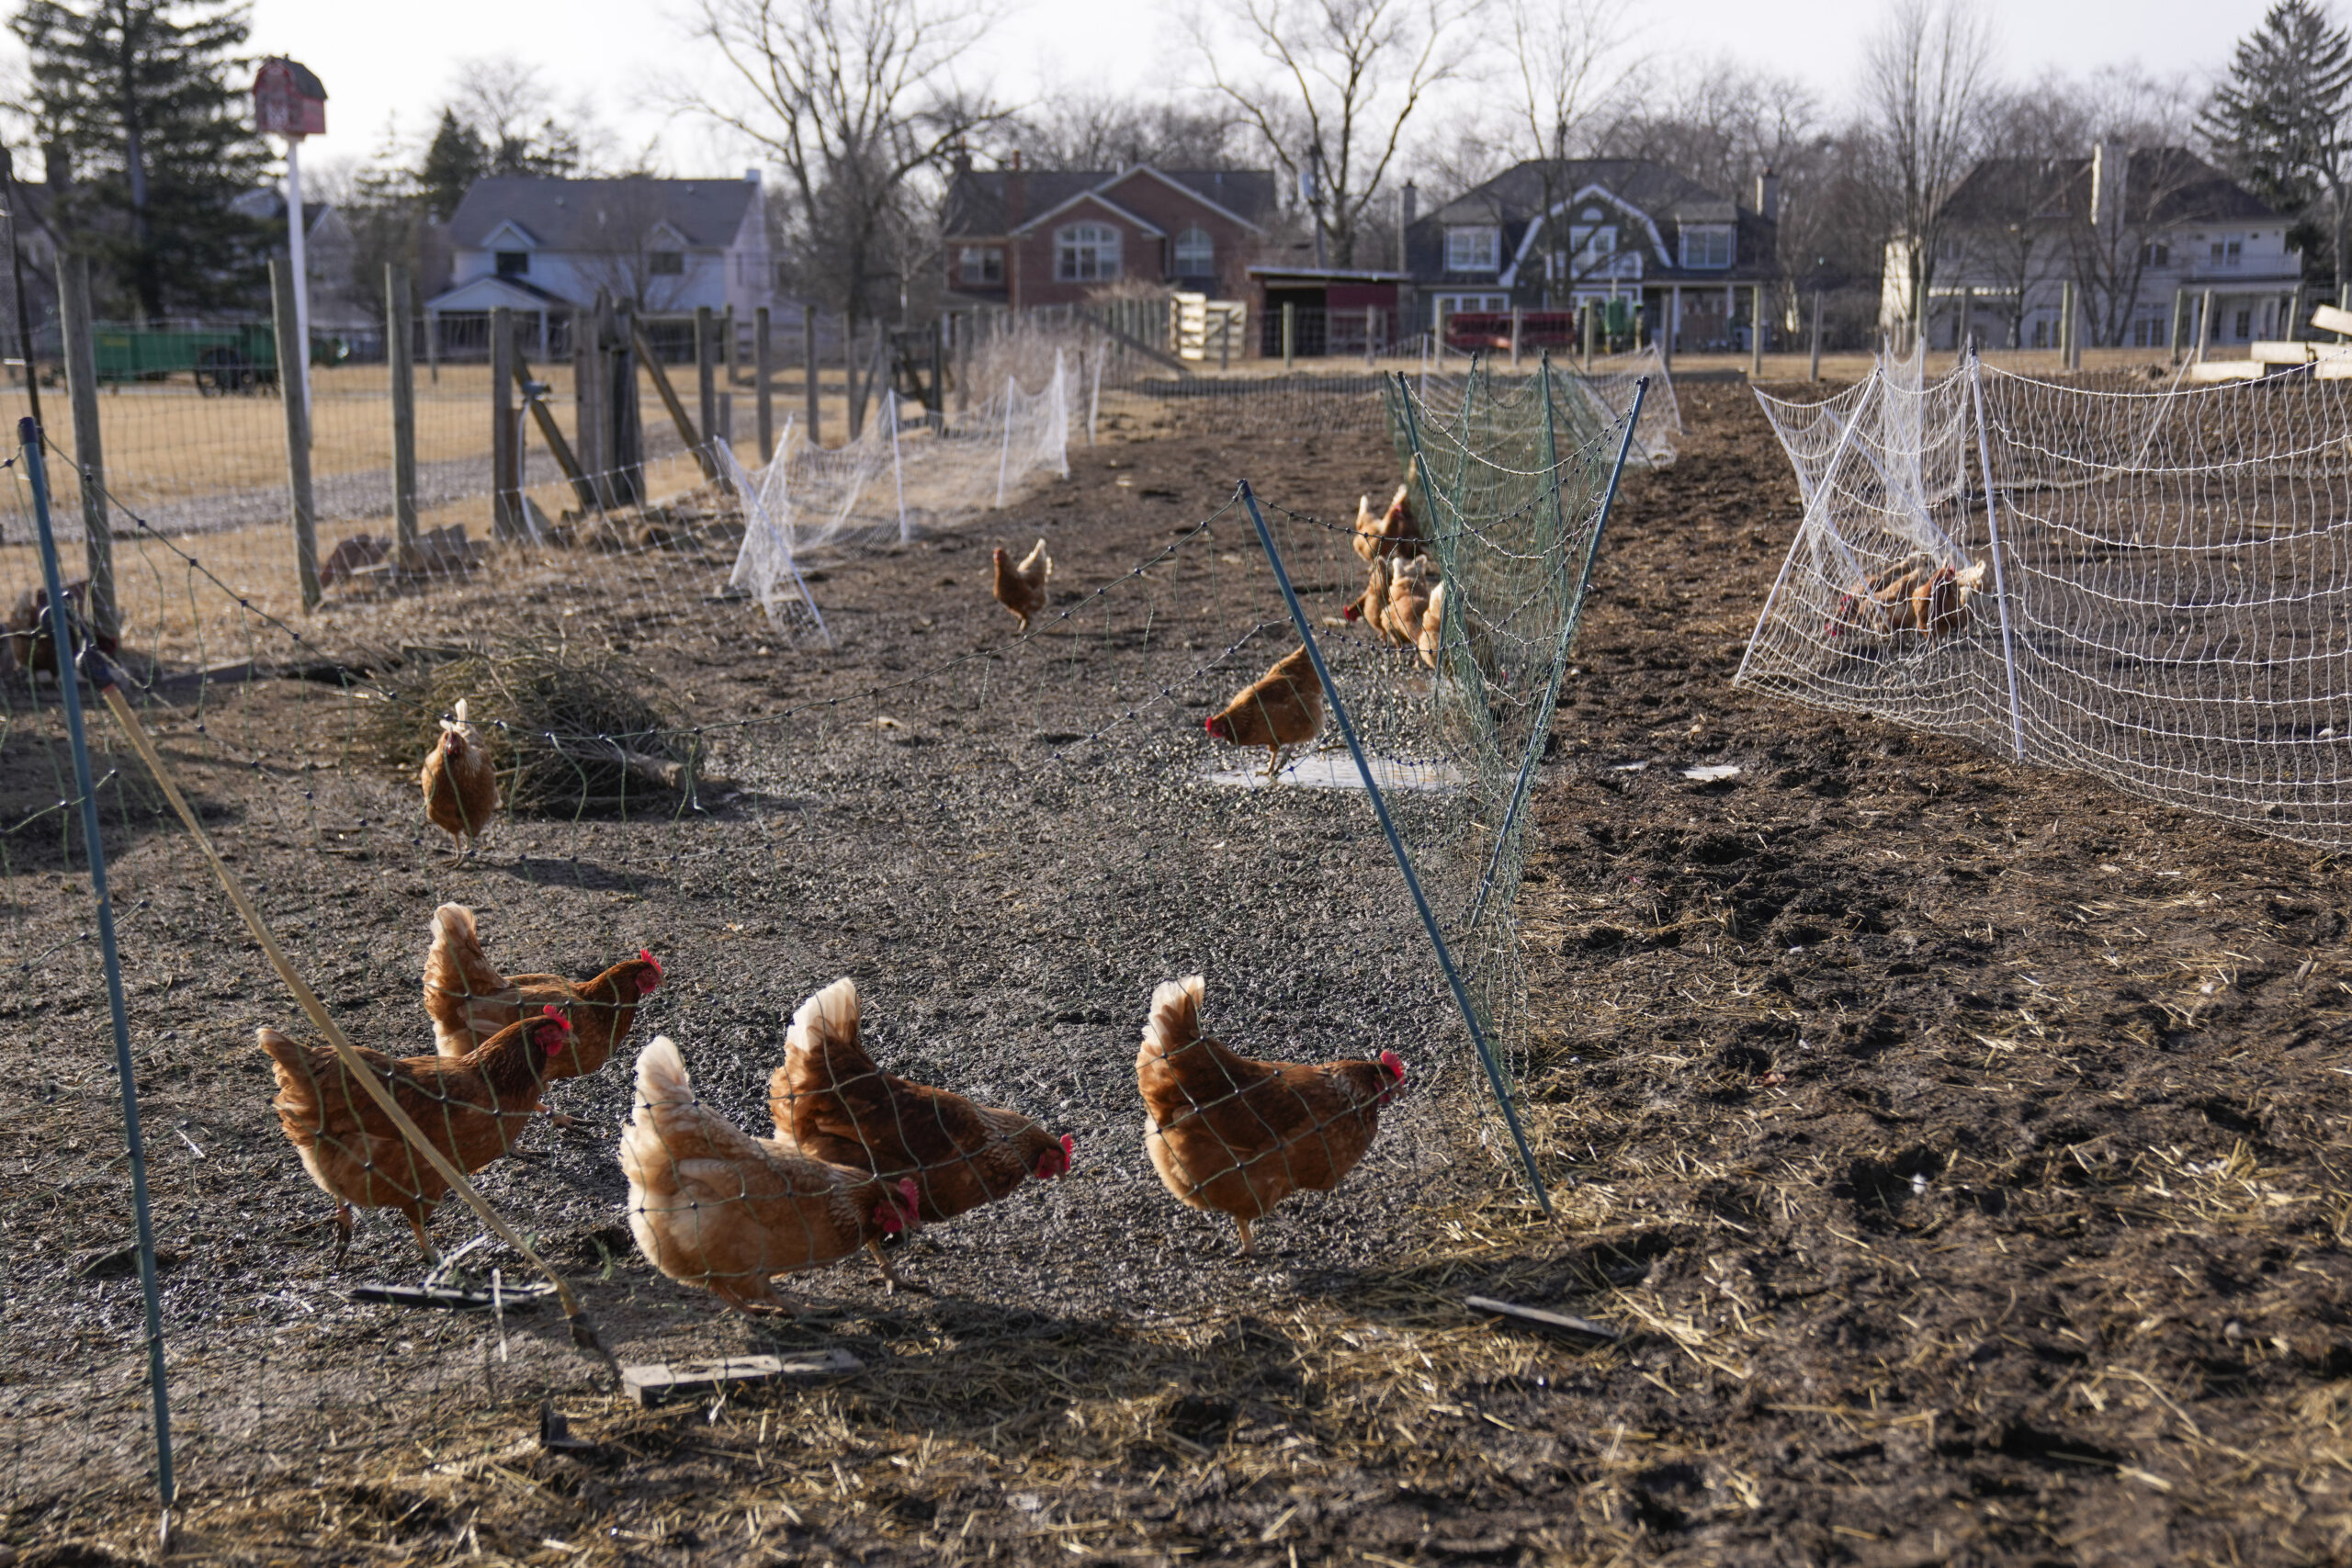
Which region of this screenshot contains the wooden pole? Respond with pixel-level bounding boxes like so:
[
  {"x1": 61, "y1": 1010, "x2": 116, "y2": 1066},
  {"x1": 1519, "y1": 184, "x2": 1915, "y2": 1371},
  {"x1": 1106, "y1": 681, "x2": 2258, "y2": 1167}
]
[
  {"x1": 929, "y1": 319, "x2": 944, "y2": 417},
  {"x1": 385, "y1": 263, "x2": 418, "y2": 567},
  {"x1": 804, "y1": 303, "x2": 821, "y2": 447},
  {"x1": 755, "y1": 305, "x2": 774, "y2": 462},
  {"x1": 1750, "y1": 283, "x2": 1765, "y2": 377},
  {"x1": 573, "y1": 310, "x2": 601, "y2": 493},
  {"x1": 628, "y1": 319, "x2": 714, "y2": 479},
  {"x1": 2170, "y1": 287, "x2": 2186, "y2": 361},
  {"x1": 1282, "y1": 302, "x2": 1295, "y2": 367},
  {"x1": 606, "y1": 295, "x2": 643, "y2": 505},
  {"x1": 2198, "y1": 287, "x2": 2213, "y2": 364},
  {"x1": 695, "y1": 304, "x2": 718, "y2": 461},
  {"x1": 425, "y1": 309, "x2": 439, "y2": 383},
  {"x1": 57, "y1": 253, "x2": 116, "y2": 639},
  {"x1": 491, "y1": 305, "x2": 518, "y2": 538},
  {"x1": 847, "y1": 315, "x2": 865, "y2": 440},
  {"x1": 1509, "y1": 306, "x2": 1521, "y2": 368},
  {"x1": 722, "y1": 302, "x2": 737, "y2": 383},
  {"x1": 1956, "y1": 284, "x2": 1973, "y2": 365},
  {"x1": 1581, "y1": 299, "x2": 1596, "y2": 367},
  {"x1": 268, "y1": 255, "x2": 319, "y2": 607},
  {"x1": 511, "y1": 350, "x2": 596, "y2": 509},
  {"x1": 1809, "y1": 288, "x2": 1823, "y2": 381},
  {"x1": 1, "y1": 150, "x2": 41, "y2": 426}
]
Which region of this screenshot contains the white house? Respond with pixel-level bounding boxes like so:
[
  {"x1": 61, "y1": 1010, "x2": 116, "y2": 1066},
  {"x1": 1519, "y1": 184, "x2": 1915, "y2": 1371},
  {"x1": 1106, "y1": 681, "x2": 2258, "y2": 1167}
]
[
  {"x1": 228, "y1": 187, "x2": 368, "y2": 334},
  {"x1": 426, "y1": 173, "x2": 775, "y2": 356},
  {"x1": 1892, "y1": 144, "x2": 2305, "y2": 353}
]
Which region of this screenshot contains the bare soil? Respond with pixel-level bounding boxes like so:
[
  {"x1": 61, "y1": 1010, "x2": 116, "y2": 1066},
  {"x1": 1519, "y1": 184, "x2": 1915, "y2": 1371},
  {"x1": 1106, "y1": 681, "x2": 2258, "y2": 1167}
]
[{"x1": 6, "y1": 384, "x2": 2351, "y2": 1567}]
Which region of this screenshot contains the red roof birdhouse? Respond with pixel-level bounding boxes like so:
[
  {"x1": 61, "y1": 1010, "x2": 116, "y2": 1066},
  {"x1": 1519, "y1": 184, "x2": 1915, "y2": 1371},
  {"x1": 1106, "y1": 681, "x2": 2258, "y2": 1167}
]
[{"x1": 254, "y1": 58, "x2": 326, "y2": 138}]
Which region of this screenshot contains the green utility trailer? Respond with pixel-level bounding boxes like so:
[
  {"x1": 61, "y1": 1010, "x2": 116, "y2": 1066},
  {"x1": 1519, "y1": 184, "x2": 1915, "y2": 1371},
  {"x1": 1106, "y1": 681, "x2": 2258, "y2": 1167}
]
[{"x1": 88, "y1": 322, "x2": 347, "y2": 392}]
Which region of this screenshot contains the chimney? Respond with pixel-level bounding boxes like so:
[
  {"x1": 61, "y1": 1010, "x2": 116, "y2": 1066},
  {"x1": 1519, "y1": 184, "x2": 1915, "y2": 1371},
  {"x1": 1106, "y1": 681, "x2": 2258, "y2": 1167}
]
[
  {"x1": 1004, "y1": 149, "x2": 1027, "y2": 231},
  {"x1": 951, "y1": 144, "x2": 972, "y2": 176},
  {"x1": 1756, "y1": 169, "x2": 1780, "y2": 223},
  {"x1": 744, "y1": 167, "x2": 761, "y2": 184},
  {"x1": 2091, "y1": 140, "x2": 2126, "y2": 231},
  {"x1": 1401, "y1": 180, "x2": 1419, "y2": 231}
]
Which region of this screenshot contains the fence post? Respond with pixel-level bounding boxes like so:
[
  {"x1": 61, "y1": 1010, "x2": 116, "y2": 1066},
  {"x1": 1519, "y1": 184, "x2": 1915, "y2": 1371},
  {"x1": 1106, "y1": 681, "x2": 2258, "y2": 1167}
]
[
  {"x1": 2198, "y1": 287, "x2": 2215, "y2": 364},
  {"x1": 269, "y1": 255, "x2": 320, "y2": 607},
  {"x1": 491, "y1": 305, "x2": 519, "y2": 538},
  {"x1": 804, "y1": 303, "x2": 821, "y2": 447},
  {"x1": 847, "y1": 317, "x2": 865, "y2": 441},
  {"x1": 57, "y1": 253, "x2": 114, "y2": 641},
  {"x1": 608, "y1": 296, "x2": 643, "y2": 505},
  {"x1": 1751, "y1": 283, "x2": 1766, "y2": 377},
  {"x1": 425, "y1": 308, "x2": 439, "y2": 383},
  {"x1": 1967, "y1": 355, "x2": 2029, "y2": 761},
  {"x1": 385, "y1": 264, "x2": 418, "y2": 568},
  {"x1": 2, "y1": 149, "x2": 41, "y2": 425},
  {"x1": 1281, "y1": 302, "x2": 1295, "y2": 367},
  {"x1": 19, "y1": 417, "x2": 175, "y2": 1533},
  {"x1": 695, "y1": 303, "x2": 718, "y2": 463},
  {"x1": 755, "y1": 305, "x2": 774, "y2": 463},
  {"x1": 1581, "y1": 300, "x2": 1596, "y2": 367},
  {"x1": 573, "y1": 308, "x2": 602, "y2": 494},
  {"x1": 929, "y1": 320, "x2": 945, "y2": 418},
  {"x1": 1510, "y1": 306, "x2": 1521, "y2": 369},
  {"x1": 1809, "y1": 288, "x2": 1824, "y2": 381}
]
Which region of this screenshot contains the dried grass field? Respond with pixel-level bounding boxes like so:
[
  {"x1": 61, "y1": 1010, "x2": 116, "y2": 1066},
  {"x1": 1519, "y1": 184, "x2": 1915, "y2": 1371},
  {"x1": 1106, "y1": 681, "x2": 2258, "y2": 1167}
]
[{"x1": 6, "y1": 386, "x2": 2352, "y2": 1566}]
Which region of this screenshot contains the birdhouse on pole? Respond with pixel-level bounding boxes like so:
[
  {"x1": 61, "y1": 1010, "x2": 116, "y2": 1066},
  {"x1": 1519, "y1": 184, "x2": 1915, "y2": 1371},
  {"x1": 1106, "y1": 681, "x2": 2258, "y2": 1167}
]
[
  {"x1": 254, "y1": 57, "x2": 326, "y2": 420},
  {"x1": 253, "y1": 58, "x2": 326, "y2": 138}
]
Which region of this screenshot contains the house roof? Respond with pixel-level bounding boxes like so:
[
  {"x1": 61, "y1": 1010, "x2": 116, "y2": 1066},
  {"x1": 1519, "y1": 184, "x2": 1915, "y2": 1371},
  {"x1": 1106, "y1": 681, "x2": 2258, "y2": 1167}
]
[
  {"x1": 1421, "y1": 160, "x2": 1753, "y2": 229},
  {"x1": 944, "y1": 165, "x2": 1277, "y2": 237},
  {"x1": 1012, "y1": 188, "x2": 1168, "y2": 238},
  {"x1": 424, "y1": 274, "x2": 571, "y2": 313},
  {"x1": 447, "y1": 176, "x2": 760, "y2": 252},
  {"x1": 1937, "y1": 147, "x2": 2281, "y2": 228}
]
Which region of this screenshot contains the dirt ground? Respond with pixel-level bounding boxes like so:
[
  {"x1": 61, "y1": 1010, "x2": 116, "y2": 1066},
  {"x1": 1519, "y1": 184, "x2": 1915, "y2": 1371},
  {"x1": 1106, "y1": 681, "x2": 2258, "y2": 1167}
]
[{"x1": 10, "y1": 381, "x2": 2352, "y2": 1566}]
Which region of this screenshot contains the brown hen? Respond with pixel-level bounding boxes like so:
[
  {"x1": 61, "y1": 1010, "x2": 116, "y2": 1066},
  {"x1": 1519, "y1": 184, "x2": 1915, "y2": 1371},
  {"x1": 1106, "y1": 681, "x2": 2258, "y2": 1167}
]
[
  {"x1": 258, "y1": 1009, "x2": 574, "y2": 1265},
  {"x1": 992, "y1": 538, "x2": 1053, "y2": 632},
  {"x1": 423, "y1": 904, "x2": 662, "y2": 1093},
  {"x1": 1136, "y1": 976, "x2": 1405, "y2": 1256},
  {"x1": 1204, "y1": 644, "x2": 1324, "y2": 780},
  {"x1": 420, "y1": 699, "x2": 498, "y2": 863},
  {"x1": 770, "y1": 977, "x2": 1072, "y2": 1289}
]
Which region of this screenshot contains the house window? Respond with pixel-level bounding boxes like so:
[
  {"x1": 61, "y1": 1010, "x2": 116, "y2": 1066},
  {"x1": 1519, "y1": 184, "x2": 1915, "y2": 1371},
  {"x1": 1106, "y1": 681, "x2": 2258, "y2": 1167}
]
[
  {"x1": 495, "y1": 250, "x2": 529, "y2": 277},
  {"x1": 650, "y1": 252, "x2": 684, "y2": 276},
  {"x1": 959, "y1": 246, "x2": 1004, "y2": 286},
  {"x1": 1434, "y1": 294, "x2": 1510, "y2": 324},
  {"x1": 1056, "y1": 222, "x2": 1120, "y2": 282},
  {"x1": 2234, "y1": 307, "x2": 2252, "y2": 339},
  {"x1": 2211, "y1": 236, "x2": 2243, "y2": 266},
  {"x1": 1680, "y1": 227, "x2": 1734, "y2": 268},
  {"x1": 2142, "y1": 241, "x2": 2169, "y2": 267},
  {"x1": 2032, "y1": 320, "x2": 2048, "y2": 348},
  {"x1": 1173, "y1": 227, "x2": 1215, "y2": 277},
  {"x1": 1445, "y1": 226, "x2": 1500, "y2": 272}
]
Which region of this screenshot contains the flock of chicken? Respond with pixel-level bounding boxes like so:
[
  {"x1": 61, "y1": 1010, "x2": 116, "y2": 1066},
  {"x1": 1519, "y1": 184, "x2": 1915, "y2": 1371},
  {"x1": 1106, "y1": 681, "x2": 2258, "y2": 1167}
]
[{"x1": 256, "y1": 905, "x2": 1407, "y2": 1314}]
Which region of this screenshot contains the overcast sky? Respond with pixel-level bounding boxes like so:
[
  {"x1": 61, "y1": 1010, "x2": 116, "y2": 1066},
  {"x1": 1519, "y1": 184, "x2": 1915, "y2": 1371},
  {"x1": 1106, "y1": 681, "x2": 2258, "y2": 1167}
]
[{"x1": 241, "y1": 0, "x2": 2267, "y2": 180}]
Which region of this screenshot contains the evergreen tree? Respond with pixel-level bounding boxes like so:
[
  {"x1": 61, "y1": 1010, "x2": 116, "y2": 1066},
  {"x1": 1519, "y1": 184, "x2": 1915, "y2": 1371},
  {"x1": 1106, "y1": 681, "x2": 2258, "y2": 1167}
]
[
  {"x1": 2200, "y1": 0, "x2": 2352, "y2": 288},
  {"x1": 416, "y1": 107, "x2": 487, "y2": 220},
  {"x1": 12, "y1": 0, "x2": 274, "y2": 318}
]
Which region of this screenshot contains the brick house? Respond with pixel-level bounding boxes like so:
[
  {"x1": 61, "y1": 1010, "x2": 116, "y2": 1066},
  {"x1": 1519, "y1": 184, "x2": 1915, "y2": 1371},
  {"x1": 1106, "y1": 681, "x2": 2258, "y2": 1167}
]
[{"x1": 941, "y1": 160, "x2": 1275, "y2": 310}]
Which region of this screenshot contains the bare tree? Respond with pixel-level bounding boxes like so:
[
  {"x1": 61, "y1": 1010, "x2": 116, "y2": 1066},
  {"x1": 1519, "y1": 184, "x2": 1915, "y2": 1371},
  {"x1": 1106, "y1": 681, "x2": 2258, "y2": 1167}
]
[
  {"x1": 1014, "y1": 92, "x2": 1245, "y2": 170},
  {"x1": 1192, "y1": 0, "x2": 1476, "y2": 266},
  {"x1": 685, "y1": 0, "x2": 1005, "y2": 345},
  {"x1": 1863, "y1": 0, "x2": 1996, "y2": 344},
  {"x1": 1504, "y1": 0, "x2": 1635, "y2": 306}
]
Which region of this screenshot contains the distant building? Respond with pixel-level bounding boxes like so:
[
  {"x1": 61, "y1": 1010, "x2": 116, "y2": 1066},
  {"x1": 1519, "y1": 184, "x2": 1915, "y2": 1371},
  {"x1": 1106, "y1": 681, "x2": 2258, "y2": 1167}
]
[
  {"x1": 941, "y1": 161, "x2": 1275, "y2": 310},
  {"x1": 425, "y1": 174, "x2": 775, "y2": 355},
  {"x1": 229, "y1": 188, "x2": 367, "y2": 335},
  {"x1": 1893, "y1": 145, "x2": 2301, "y2": 351},
  {"x1": 1405, "y1": 159, "x2": 1779, "y2": 350}
]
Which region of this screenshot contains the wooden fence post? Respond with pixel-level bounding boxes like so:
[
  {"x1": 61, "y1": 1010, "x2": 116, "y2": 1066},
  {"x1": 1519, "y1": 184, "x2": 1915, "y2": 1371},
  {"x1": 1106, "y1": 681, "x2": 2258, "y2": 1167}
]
[
  {"x1": 755, "y1": 305, "x2": 774, "y2": 462},
  {"x1": 1509, "y1": 307, "x2": 1521, "y2": 369},
  {"x1": 57, "y1": 253, "x2": 115, "y2": 638},
  {"x1": 847, "y1": 317, "x2": 865, "y2": 441},
  {"x1": 695, "y1": 304, "x2": 718, "y2": 462},
  {"x1": 804, "y1": 304, "x2": 821, "y2": 447},
  {"x1": 1809, "y1": 288, "x2": 1824, "y2": 382},
  {"x1": 607, "y1": 295, "x2": 643, "y2": 505},
  {"x1": 1281, "y1": 302, "x2": 1294, "y2": 367},
  {"x1": 491, "y1": 305, "x2": 519, "y2": 538},
  {"x1": 1751, "y1": 283, "x2": 1766, "y2": 376},
  {"x1": 269, "y1": 255, "x2": 319, "y2": 606},
  {"x1": 386, "y1": 263, "x2": 418, "y2": 567},
  {"x1": 628, "y1": 318, "x2": 713, "y2": 479},
  {"x1": 574, "y1": 307, "x2": 603, "y2": 493}
]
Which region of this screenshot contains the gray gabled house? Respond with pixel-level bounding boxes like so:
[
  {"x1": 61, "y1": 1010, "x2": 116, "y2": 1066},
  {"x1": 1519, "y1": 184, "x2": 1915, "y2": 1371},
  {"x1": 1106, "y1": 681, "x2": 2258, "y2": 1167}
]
[{"x1": 1406, "y1": 158, "x2": 1779, "y2": 349}]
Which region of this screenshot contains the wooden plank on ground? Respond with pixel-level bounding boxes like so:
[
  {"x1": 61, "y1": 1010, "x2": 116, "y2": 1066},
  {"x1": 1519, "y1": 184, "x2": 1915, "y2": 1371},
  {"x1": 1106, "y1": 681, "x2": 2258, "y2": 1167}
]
[
  {"x1": 2249, "y1": 341, "x2": 2318, "y2": 364},
  {"x1": 2186, "y1": 360, "x2": 2264, "y2": 383},
  {"x1": 622, "y1": 1349, "x2": 862, "y2": 1406},
  {"x1": 2314, "y1": 302, "x2": 2352, "y2": 338},
  {"x1": 1466, "y1": 1295, "x2": 1622, "y2": 1341}
]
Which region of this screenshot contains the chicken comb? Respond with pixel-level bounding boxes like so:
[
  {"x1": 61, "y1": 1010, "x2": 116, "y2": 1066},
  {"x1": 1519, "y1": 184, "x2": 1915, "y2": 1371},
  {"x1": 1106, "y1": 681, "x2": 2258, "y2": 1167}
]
[
  {"x1": 1060, "y1": 1133, "x2": 1076, "y2": 1158},
  {"x1": 639, "y1": 948, "x2": 663, "y2": 980},
  {"x1": 1379, "y1": 1049, "x2": 1406, "y2": 1081},
  {"x1": 541, "y1": 1003, "x2": 571, "y2": 1024}
]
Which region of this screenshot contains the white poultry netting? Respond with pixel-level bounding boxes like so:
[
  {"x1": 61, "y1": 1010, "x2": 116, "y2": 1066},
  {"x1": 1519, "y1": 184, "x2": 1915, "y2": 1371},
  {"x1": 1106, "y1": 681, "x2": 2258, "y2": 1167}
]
[
  {"x1": 729, "y1": 351, "x2": 1071, "y2": 628},
  {"x1": 1744, "y1": 349, "x2": 2352, "y2": 844}
]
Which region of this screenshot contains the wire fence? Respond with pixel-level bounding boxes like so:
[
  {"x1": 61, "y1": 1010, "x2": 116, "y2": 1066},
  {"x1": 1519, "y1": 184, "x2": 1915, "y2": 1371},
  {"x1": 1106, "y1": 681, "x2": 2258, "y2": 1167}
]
[
  {"x1": 0, "y1": 344, "x2": 1645, "y2": 1539},
  {"x1": 1745, "y1": 344, "x2": 2352, "y2": 844}
]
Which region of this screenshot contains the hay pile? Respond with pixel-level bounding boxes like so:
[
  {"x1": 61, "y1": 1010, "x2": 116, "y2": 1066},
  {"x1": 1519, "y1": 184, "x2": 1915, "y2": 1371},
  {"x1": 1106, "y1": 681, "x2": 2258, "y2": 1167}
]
[{"x1": 364, "y1": 641, "x2": 699, "y2": 816}]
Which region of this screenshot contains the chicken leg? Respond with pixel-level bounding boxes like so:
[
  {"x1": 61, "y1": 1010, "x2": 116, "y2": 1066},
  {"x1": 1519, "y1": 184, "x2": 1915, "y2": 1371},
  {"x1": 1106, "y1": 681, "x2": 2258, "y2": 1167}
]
[
  {"x1": 1233, "y1": 1216, "x2": 1255, "y2": 1258},
  {"x1": 866, "y1": 1238, "x2": 933, "y2": 1296},
  {"x1": 331, "y1": 1202, "x2": 355, "y2": 1269},
  {"x1": 1264, "y1": 745, "x2": 1287, "y2": 782}
]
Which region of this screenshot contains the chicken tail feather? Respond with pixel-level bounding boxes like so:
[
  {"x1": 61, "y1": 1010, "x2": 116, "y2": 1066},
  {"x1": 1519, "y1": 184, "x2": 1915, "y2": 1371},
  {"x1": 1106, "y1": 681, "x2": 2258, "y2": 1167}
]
[
  {"x1": 1143, "y1": 976, "x2": 1205, "y2": 1057},
  {"x1": 632, "y1": 1034, "x2": 694, "y2": 1117},
  {"x1": 255, "y1": 1026, "x2": 307, "y2": 1076},
  {"x1": 788, "y1": 977, "x2": 864, "y2": 1066}
]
